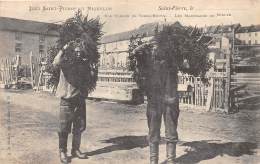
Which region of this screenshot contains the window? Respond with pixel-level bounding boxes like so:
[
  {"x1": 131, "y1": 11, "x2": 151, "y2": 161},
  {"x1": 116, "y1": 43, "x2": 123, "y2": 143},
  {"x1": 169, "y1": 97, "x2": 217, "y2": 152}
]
[
  {"x1": 248, "y1": 40, "x2": 251, "y2": 45},
  {"x1": 237, "y1": 34, "x2": 240, "y2": 38},
  {"x1": 39, "y1": 44, "x2": 45, "y2": 54},
  {"x1": 255, "y1": 40, "x2": 258, "y2": 44},
  {"x1": 15, "y1": 43, "x2": 22, "y2": 52},
  {"x1": 249, "y1": 33, "x2": 251, "y2": 37},
  {"x1": 255, "y1": 32, "x2": 258, "y2": 36},
  {"x1": 15, "y1": 32, "x2": 22, "y2": 41},
  {"x1": 39, "y1": 34, "x2": 45, "y2": 43}
]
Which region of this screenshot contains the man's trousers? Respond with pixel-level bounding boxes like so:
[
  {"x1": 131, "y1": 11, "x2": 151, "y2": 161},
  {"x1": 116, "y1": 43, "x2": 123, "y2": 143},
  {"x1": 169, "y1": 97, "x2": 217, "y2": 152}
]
[
  {"x1": 146, "y1": 92, "x2": 179, "y2": 143},
  {"x1": 59, "y1": 95, "x2": 86, "y2": 134}
]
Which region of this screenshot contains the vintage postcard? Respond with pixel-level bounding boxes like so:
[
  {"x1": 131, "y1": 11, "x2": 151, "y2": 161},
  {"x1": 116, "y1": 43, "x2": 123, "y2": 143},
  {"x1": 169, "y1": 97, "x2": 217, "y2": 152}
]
[{"x1": 0, "y1": 0, "x2": 259, "y2": 164}]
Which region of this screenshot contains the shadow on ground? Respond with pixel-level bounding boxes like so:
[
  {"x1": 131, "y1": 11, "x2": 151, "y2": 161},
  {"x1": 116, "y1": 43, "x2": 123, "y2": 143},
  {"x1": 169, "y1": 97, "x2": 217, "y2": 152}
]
[
  {"x1": 167, "y1": 140, "x2": 257, "y2": 164},
  {"x1": 86, "y1": 136, "x2": 257, "y2": 164},
  {"x1": 87, "y1": 135, "x2": 166, "y2": 156}
]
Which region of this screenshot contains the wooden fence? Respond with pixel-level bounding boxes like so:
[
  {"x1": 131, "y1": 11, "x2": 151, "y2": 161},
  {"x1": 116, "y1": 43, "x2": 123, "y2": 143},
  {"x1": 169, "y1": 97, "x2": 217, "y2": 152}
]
[
  {"x1": 178, "y1": 72, "x2": 228, "y2": 113},
  {"x1": 0, "y1": 52, "x2": 230, "y2": 112},
  {"x1": 0, "y1": 56, "x2": 21, "y2": 88},
  {"x1": 29, "y1": 52, "x2": 54, "y2": 92},
  {"x1": 0, "y1": 52, "x2": 53, "y2": 91}
]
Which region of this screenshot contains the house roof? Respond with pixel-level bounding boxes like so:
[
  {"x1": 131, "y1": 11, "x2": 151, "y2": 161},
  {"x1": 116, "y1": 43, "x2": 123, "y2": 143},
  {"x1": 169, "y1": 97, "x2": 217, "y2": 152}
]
[
  {"x1": 101, "y1": 21, "x2": 186, "y2": 44},
  {"x1": 101, "y1": 22, "x2": 160, "y2": 44},
  {"x1": 0, "y1": 17, "x2": 59, "y2": 36},
  {"x1": 203, "y1": 24, "x2": 241, "y2": 34},
  {"x1": 236, "y1": 25, "x2": 260, "y2": 33},
  {"x1": 101, "y1": 22, "x2": 243, "y2": 44}
]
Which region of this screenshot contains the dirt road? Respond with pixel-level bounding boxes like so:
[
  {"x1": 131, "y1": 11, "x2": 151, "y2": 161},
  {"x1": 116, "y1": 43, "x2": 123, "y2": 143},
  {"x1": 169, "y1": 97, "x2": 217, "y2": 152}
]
[{"x1": 0, "y1": 89, "x2": 259, "y2": 164}]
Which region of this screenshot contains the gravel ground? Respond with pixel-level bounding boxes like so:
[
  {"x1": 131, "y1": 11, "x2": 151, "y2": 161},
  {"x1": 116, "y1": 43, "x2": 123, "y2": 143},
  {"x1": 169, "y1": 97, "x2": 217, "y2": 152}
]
[{"x1": 0, "y1": 89, "x2": 259, "y2": 164}]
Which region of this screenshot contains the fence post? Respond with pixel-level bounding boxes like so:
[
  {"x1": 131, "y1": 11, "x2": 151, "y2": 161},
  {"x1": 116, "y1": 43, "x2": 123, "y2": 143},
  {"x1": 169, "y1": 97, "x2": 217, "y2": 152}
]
[
  {"x1": 15, "y1": 55, "x2": 21, "y2": 85},
  {"x1": 4, "y1": 59, "x2": 8, "y2": 85},
  {"x1": 7, "y1": 59, "x2": 12, "y2": 85},
  {"x1": 30, "y1": 52, "x2": 35, "y2": 88},
  {"x1": 223, "y1": 30, "x2": 234, "y2": 113},
  {"x1": 206, "y1": 78, "x2": 214, "y2": 111}
]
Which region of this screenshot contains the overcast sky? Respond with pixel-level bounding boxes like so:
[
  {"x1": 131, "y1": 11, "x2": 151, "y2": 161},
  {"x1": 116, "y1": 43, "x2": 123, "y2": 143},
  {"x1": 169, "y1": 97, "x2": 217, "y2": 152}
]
[{"x1": 0, "y1": 0, "x2": 260, "y2": 35}]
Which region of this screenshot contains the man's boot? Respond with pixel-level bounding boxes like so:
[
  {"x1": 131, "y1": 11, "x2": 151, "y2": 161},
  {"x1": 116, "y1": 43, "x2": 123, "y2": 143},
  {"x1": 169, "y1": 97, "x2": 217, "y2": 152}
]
[
  {"x1": 166, "y1": 142, "x2": 177, "y2": 164},
  {"x1": 71, "y1": 133, "x2": 88, "y2": 159},
  {"x1": 58, "y1": 132, "x2": 69, "y2": 164},
  {"x1": 149, "y1": 142, "x2": 159, "y2": 164}
]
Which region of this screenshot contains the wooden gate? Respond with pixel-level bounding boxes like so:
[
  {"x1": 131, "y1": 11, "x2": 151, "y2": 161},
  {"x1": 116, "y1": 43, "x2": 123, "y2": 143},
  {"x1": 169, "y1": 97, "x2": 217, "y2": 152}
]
[{"x1": 178, "y1": 72, "x2": 229, "y2": 113}]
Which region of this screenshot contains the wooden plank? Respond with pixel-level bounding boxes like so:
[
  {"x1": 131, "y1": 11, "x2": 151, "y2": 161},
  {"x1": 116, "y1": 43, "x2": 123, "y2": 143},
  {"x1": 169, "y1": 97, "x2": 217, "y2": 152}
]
[
  {"x1": 30, "y1": 52, "x2": 35, "y2": 88},
  {"x1": 213, "y1": 78, "x2": 216, "y2": 110},
  {"x1": 7, "y1": 59, "x2": 12, "y2": 84},
  {"x1": 195, "y1": 81, "x2": 198, "y2": 105},
  {"x1": 1, "y1": 59, "x2": 4, "y2": 83},
  {"x1": 37, "y1": 67, "x2": 43, "y2": 91},
  {"x1": 0, "y1": 60, "x2": 3, "y2": 83},
  {"x1": 206, "y1": 78, "x2": 214, "y2": 111},
  {"x1": 4, "y1": 59, "x2": 7, "y2": 85},
  {"x1": 237, "y1": 95, "x2": 260, "y2": 102},
  {"x1": 7, "y1": 58, "x2": 11, "y2": 84},
  {"x1": 217, "y1": 79, "x2": 220, "y2": 108}
]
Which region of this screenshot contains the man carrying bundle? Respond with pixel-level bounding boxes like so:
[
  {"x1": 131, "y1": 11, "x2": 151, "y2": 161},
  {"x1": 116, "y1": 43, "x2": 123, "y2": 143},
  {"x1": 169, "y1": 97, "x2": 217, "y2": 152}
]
[
  {"x1": 133, "y1": 43, "x2": 181, "y2": 164},
  {"x1": 130, "y1": 22, "x2": 211, "y2": 164},
  {"x1": 53, "y1": 41, "x2": 89, "y2": 163},
  {"x1": 48, "y1": 11, "x2": 102, "y2": 164}
]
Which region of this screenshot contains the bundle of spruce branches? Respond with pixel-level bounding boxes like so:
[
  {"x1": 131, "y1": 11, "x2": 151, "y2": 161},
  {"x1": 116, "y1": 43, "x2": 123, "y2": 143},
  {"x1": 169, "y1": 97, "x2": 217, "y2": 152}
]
[
  {"x1": 129, "y1": 22, "x2": 212, "y2": 93},
  {"x1": 128, "y1": 35, "x2": 153, "y2": 92},
  {"x1": 46, "y1": 10, "x2": 103, "y2": 93},
  {"x1": 154, "y1": 22, "x2": 212, "y2": 77}
]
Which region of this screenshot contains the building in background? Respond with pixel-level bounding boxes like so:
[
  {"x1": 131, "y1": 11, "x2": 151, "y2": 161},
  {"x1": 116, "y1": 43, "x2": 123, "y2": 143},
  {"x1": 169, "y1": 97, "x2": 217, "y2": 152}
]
[
  {"x1": 1, "y1": 17, "x2": 259, "y2": 102},
  {"x1": 236, "y1": 25, "x2": 260, "y2": 45},
  {"x1": 1, "y1": 17, "x2": 259, "y2": 66},
  {"x1": 0, "y1": 17, "x2": 59, "y2": 64},
  {"x1": 234, "y1": 25, "x2": 260, "y2": 70},
  {"x1": 92, "y1": 22, "x2": 164, "y2": 102},
  {"x1": 99, "y1": 22, "x2": 238, "y2": 71},
  {"x1": 99, "y1": 22, "x2": 260, "y2": 73},
  {"x1": 99, "y1": 22, "x2": 160, "y2": 70}
]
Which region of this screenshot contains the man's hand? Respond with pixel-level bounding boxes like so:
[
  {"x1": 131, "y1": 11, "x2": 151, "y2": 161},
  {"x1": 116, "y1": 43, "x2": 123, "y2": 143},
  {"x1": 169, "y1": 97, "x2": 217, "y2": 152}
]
[
  {"x1": 90, "y1": 70, "x2": 94, "y2": 76},
  {"x1": 62, "y1": 43, "x2": 69, "y2": 50},
  {"x1": 183, "y1": 59, "x2": 190, "y2": 69},
  {"x1": 53, "y1": 43, "x2": 70, "y2": 67}
]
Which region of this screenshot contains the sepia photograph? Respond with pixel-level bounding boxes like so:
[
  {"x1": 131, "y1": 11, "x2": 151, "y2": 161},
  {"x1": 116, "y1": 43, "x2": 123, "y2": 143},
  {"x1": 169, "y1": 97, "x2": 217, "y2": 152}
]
[{"x1": 0, "y1": 0, "x2": 260, "y2": 163}]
